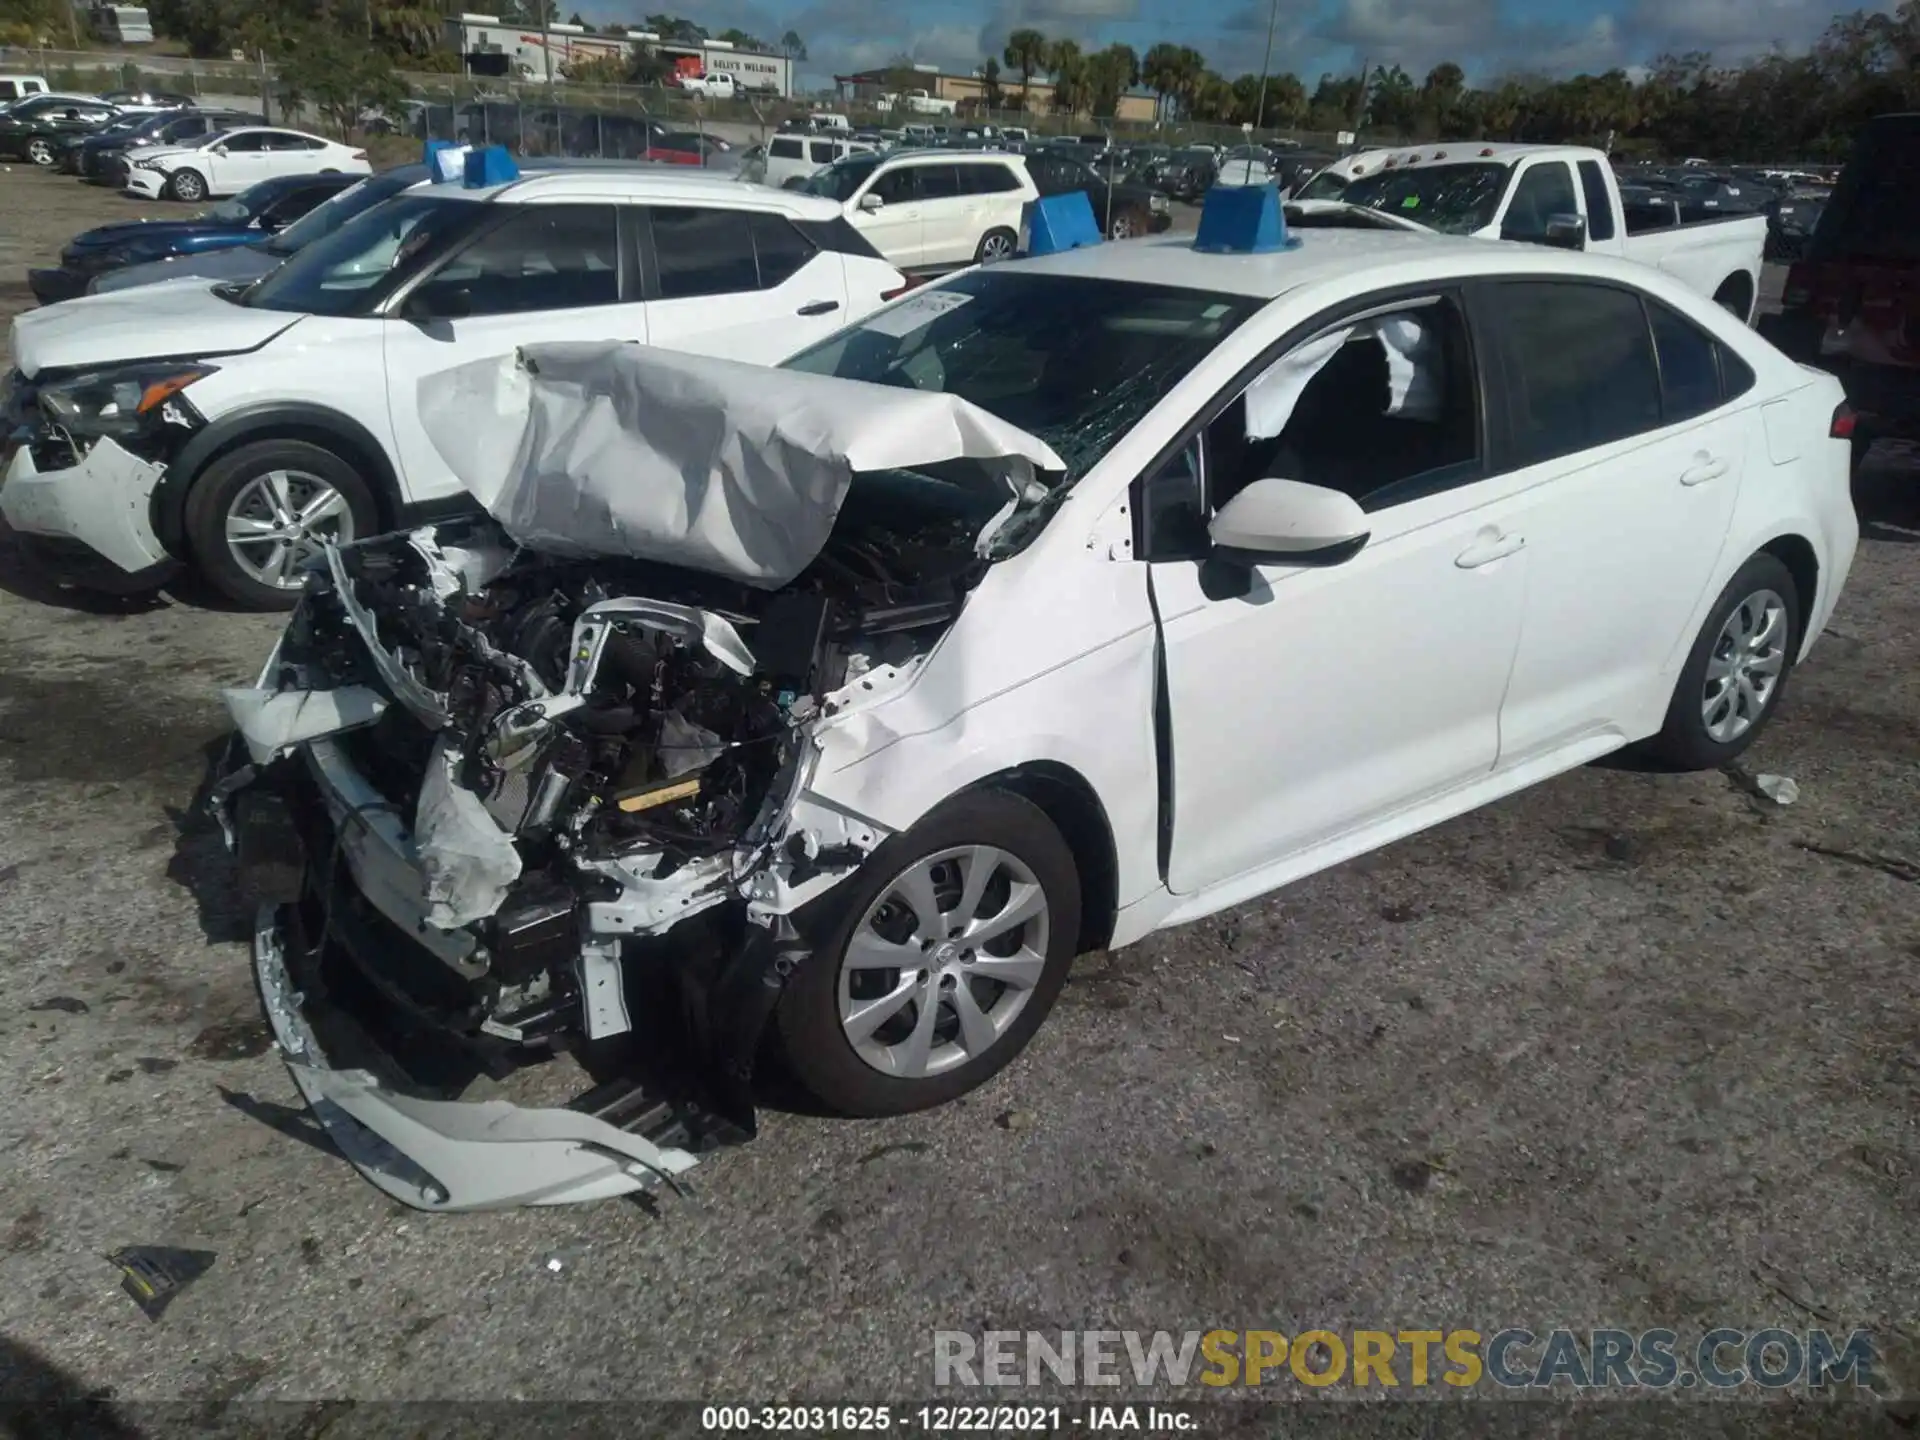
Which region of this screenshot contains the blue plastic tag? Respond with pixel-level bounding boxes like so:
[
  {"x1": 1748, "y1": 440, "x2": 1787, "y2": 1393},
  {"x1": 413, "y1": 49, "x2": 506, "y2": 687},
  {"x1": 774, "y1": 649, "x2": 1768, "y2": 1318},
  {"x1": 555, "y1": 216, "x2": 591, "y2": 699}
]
[
  {"x1": 463, "y1": 145, "x2": 520, "y2": 189},
  {"x1": 1194, "y1": 183, "x2": 1300, "y2": 253},
  {"x1": 1022, "y1": 191, "x2": 1103, "y2": 256}
]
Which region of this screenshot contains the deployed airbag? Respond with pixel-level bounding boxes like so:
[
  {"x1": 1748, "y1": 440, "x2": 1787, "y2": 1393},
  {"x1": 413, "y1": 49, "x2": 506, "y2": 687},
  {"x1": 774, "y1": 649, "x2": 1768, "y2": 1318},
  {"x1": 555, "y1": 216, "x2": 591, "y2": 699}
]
[{"x1": 415, "y1": 343, "x2": 1066, "y2": 588}]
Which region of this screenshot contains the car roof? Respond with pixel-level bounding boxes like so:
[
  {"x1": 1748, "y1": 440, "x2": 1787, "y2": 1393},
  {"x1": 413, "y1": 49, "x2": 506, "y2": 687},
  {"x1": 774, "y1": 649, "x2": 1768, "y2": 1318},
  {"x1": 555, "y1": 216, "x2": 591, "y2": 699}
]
[
  {"x1": 1007, "y1": 226, "x2": 1634, "y2": 301},
  {"x1": 451, "y1": 167, "x2": 849, "y2": 218},
  {"x1": 880, "y1": 148, "x2": 1024, "y2": 166}
]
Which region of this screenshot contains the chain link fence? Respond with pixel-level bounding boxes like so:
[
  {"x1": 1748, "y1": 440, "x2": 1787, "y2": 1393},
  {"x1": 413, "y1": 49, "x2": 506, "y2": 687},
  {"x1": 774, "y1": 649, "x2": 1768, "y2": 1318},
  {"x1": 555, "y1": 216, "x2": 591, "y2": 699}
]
[{"x1": 6, "y1": 45, "x2": 1363, "y2": 157}]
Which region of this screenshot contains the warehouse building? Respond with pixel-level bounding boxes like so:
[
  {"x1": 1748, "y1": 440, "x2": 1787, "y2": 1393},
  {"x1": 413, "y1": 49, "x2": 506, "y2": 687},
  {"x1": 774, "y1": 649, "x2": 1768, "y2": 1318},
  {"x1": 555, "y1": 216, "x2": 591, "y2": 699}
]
[
  {"x1": 834, "y1": 64, "x2": 1157, "y2": 122},
  {"x1": 444, "y1": 13, "x2": 792, "y2": 96}
]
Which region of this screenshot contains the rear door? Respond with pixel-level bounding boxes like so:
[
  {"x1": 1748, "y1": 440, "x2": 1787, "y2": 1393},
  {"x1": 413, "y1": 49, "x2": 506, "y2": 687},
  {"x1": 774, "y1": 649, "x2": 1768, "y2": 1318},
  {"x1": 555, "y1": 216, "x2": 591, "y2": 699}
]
[
  {"x1": 381, "y1": 201, "x2": 642, "y2": 501},
  {"x1": 1474, "y1": 279, "x2": 1750, "y2": 762},
  {"x1": 640, "y1": 204, "x2": 848, "y2": 362},
  {"x1": 205, "y1": 129, "x2": 272, "y2": 193},
  {"x1": 260, "y1": 131, "x2": 325, "y2": 180}
]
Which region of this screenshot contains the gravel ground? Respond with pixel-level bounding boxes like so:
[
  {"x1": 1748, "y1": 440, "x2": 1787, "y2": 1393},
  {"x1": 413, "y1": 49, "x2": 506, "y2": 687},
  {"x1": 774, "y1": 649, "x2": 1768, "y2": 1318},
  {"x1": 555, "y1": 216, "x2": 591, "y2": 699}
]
[{"x1": 0, "y1": 163, "x2": 1915, "y2": 1428}]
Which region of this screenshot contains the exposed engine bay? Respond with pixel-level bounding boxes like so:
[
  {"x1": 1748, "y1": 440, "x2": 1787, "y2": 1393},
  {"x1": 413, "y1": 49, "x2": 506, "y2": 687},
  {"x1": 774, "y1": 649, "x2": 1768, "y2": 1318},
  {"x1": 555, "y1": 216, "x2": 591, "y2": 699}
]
[{"x1": 211, "y1": 342, "x2": 1072, "y2": 1212}]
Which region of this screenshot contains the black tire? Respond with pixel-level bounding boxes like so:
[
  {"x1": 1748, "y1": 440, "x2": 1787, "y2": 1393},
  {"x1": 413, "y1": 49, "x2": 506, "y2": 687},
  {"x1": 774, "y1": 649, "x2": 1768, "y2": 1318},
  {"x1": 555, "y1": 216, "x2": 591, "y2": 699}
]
[
  {"x1": 775, "y1": 789, "x2": 1082, "y2": 1117},
  {"x1": 166, "y1": 167, "x2": 206, "y2": 202},
  {"x1": 1107, "y1": 206, "x2": 1148, "y2": 240},
  {"x1": 1642, "y1": 552, "x2": 1800, "y2": 770},
  {"x1": 182, "y1": 438, "x2": 381, "y2": 611},
  {"x1": 974, "y1": 227, "x2": 1017, "y2": 265}
]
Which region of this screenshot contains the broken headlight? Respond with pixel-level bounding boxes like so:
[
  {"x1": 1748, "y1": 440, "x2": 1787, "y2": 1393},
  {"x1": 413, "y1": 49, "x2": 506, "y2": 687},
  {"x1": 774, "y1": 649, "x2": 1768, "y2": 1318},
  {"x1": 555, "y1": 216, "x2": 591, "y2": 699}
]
[{"x1": 37, "y1": 362, "x2": 212, "y2": 440}]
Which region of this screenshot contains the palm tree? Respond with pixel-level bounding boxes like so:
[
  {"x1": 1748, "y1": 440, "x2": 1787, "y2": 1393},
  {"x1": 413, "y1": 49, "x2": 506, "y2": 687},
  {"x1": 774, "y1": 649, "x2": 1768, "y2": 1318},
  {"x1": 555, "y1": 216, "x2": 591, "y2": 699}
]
[
  {"x1": 1045, "y1": 39, "x2": 1085, "y2": 114},
  {"x1": 1142, "y1": 41, "x2": 1183, "y2": 120},
  {"x1": 1004, "y1": 28, "x2": 1046, "y2": 110}
]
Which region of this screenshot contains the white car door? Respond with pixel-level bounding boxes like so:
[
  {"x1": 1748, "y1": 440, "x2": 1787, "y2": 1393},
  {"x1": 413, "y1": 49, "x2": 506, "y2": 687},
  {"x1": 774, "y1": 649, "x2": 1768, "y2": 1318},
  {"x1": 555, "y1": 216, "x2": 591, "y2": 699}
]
[
  {"x1": 910, "y1": 161, "x2": 984, "y2": 267},
  {"x1": 205, "y1": 129, "x2": 271, "y2": 193},
  {"x1": 260, "y1": 130, "x2": 322, "y2": 180},
  {"x1": 1474, "y1": 279, "x2": 1750, "y2": 763},
  {"x1": 381, "y1": 200, "x2": 648, "y2": 504},
  {"x1": 640, "y1": 203, "x2": 850, "y2": 362},
  {"x1": 849, "y1": 164, "x2": 925, "y2": 269},
  {"x1": 1146, "y1": 292, "x2": 1530, "y2": 893}
]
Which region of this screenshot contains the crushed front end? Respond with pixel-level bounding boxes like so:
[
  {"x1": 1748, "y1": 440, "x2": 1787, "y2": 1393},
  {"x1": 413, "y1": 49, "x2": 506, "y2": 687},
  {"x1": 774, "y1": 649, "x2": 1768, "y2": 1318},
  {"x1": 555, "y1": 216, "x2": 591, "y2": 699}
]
[{"x1": 212, "y1": 515, "x2": 973, "y2": 1211}]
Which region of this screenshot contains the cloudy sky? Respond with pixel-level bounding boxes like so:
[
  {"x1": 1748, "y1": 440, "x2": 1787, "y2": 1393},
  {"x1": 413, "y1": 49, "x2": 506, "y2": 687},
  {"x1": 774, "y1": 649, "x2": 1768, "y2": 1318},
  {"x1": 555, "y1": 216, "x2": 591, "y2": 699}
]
[{"x1": 584, "y1": 0, "x2": 1893, "y2": 90}]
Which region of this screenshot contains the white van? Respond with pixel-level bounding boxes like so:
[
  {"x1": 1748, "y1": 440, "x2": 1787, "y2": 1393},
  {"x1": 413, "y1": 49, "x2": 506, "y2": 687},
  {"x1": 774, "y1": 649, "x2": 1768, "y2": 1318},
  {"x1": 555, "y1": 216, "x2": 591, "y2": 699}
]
[
  {"x1": 763, "y1": 133, "x2": 875, "y2": 188},
  {"x1": 0, "y1": 76, "x2": 50, "y2": 104}
]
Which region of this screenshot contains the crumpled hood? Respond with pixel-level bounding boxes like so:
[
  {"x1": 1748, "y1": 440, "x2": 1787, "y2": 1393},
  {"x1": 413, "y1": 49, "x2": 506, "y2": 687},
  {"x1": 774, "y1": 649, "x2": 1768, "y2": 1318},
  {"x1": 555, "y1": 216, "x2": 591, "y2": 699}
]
[
  {"x1": 10, "y1": 280, "x2": 302, "y2": 378},
  {"x1": 416, "y1": 342, "x2": 1066, "y2": 589}
]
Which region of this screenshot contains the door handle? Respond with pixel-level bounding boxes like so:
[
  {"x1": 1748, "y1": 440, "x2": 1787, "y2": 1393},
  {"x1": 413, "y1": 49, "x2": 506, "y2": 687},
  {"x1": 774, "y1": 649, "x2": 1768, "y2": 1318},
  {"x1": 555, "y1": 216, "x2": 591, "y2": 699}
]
[
  {"x1": 1680, "y1": 454, "x2": 1728, "y2": 486},
  {"x1": 1455, "y1": 532, "x2": 1525, "y2": 568},
  {"x1": 797, "y1": 300, "x2": 840, "y2": 316}
]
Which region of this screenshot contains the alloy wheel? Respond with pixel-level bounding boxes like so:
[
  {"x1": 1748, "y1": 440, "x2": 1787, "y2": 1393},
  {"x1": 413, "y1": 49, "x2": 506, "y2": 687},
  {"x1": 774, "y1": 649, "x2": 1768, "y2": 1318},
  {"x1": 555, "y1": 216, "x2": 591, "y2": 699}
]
[
  {"x1": 1110, "y1": 212, "x2": 1135, "y2": 238},
  {"x1": 980, "y1": 232, "x2": 1013, "y2": 262},
  {"x1": 837, "y1": 844, "x2": 1051, "y2": 1079},
  {"x1": 27, "y1": 139, "x2": 52, "y2": 166},
  {"x1": 224, "y1": 469, "x2": 355, "y2": 591},
  {"x1": 1701, "y1": 587, "x2": 1787, "y2": 743}
]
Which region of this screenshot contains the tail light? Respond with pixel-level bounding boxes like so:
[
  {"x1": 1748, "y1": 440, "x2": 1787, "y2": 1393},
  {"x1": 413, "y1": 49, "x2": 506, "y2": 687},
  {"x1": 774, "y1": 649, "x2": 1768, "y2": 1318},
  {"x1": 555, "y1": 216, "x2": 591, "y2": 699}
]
[
  {"x1": 880, "y1": 275, "x2": 927, "y2": 300},
  {"x1": 1830, "y1": 402, "x2": 1857, "y2": 439}
]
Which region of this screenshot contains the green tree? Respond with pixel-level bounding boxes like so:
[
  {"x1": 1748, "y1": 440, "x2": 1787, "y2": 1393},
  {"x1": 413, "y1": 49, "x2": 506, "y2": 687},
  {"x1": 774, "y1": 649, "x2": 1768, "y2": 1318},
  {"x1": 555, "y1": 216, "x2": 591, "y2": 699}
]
[
  {"x1": 1140, "y1": 41, "x2": 1185, "y2": 119},
  {"x1": 780, "y1": 29, "x2": 807, "y2": 61},
  {"x1": 980, "y1": 55, "x2": 1004, "y2": 109},
  {"x1": 1044, "y1": 38, "x2": 1085, "y2": 113},
  {"x1": 644, "y1": 12, "x2": 706, "y2": 43},
  {"x1": 1084, "y1": 42, "x2": 1137, "y2": 116},
  {"x1": 1003, "y1": 28, "x2": 1046, "y2": 109}
]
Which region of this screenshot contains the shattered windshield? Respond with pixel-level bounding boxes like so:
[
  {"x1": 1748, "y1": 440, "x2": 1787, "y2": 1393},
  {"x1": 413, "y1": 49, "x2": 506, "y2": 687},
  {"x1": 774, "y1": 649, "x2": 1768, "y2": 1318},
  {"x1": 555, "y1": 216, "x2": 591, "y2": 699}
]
[
  {"x1": 1337, "y1": 161, "x2": 1508, "y2": 234},
  {"x1": 241, "y1": 194, "x2": 486, "y2": 315},
  {"x1": 782, "y1": 270, "x2": 1261, "y2": 548},
  {"x1": 1295, "y1": 168, "x2": 1351, "y2": 200}
]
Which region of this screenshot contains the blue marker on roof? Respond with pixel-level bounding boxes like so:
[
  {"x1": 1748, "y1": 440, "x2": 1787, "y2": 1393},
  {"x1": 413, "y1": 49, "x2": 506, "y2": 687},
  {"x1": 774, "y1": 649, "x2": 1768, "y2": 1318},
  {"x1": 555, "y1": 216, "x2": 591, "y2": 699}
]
[
  {"x1": 464, "y1": 144, "x2": 520, "y2": 189},
  {"x1": 1022, "y1": 191, "x2": 1103, "y2": 257},
  {"x1": 1193, "y1": 183, "x2": 1300, "y2": 254}
]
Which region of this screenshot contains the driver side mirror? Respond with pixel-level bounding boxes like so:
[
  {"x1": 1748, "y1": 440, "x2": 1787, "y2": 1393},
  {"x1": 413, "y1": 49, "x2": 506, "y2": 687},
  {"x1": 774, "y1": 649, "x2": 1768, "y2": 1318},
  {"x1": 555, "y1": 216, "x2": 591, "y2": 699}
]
[
  {"x1": 859, "y1": 191, "x2": 885, "y2": 212},
  {"x1": 212, "y1": 143, "x2": 229, "y2": 155},
  {"x1": 1543, "y1": 212, "x2": 1586, "y2": 249},
  {"x1": 1208, "y1": 478, "x2": 1369, "y2": 568}
]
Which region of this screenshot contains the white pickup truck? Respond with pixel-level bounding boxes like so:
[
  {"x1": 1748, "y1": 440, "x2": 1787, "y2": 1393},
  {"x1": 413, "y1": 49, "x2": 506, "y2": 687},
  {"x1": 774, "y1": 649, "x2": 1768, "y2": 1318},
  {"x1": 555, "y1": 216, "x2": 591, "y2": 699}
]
[
  {"x1": 1294, "y1": 142, "x2": 1767, "y2": 322},
  {"x1": 884, "y1": 88, "x2": 957, "y2": 116}
]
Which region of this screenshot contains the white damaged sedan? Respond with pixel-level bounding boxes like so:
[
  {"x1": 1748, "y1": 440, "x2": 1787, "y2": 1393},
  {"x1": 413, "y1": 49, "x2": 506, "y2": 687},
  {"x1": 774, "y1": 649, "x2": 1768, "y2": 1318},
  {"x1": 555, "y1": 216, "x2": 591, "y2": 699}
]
[{"x1": 213, "y1": 220, "x2": 1858, "y2": 1211}]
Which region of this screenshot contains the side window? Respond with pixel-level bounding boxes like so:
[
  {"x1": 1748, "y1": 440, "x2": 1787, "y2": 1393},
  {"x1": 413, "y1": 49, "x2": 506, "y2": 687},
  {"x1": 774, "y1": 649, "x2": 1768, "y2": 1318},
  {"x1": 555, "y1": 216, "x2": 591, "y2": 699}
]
[
  {"x1": 917, "y1": 164, "x2": 964, "y2": 200},
  {"x1": 222, "y1": 132, "x2": 265, "y2": 152},
  {"x1": 1206, "y1": 297, "x2": 1481, "y2": 514},
  {"x1": 808, "y1": 140, "x2": 835, "y2": 163},
  {"x1": 1577, "y1": 160, "x2": 1617, "y2": 241},
  {"x1": 1647, "y1": 299, "x2": 1722, "y2": 423},
  {"x1": 650, "y1": 206, "x2": 760, "y2": 298},
  {"x1": 962, "y1": 162, "x2": 1022, "y2": 194},
  {"x1": 749, "y1": 212, "x2": 817, "y2": 288},
  {"x1": 870, "y1": 166, "x2": 919, "y2": 204},
  {"x1": 769, "y1": 137, "x2": 803, "y2": 159},
  {"x1": 416, "y1": 204, "x2": 620, "y2": 315},
  {"x1": 1502, "y1": 162, "x2": 1579, "y2": 242},
  {"x1": 1490, "y1": 281, "x2": 1662, "y2": 467}
]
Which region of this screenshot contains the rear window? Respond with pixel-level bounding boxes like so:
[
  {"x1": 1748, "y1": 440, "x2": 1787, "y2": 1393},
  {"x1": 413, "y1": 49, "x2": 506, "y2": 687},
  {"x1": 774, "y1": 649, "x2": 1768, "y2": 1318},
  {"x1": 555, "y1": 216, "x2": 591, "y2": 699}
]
[
  {"x1": 769, "y1": 137, "x2": 803, "y2": 159},
  {"x1": 1813, "y1": 117, "x2": 1920, "y2": 262}
]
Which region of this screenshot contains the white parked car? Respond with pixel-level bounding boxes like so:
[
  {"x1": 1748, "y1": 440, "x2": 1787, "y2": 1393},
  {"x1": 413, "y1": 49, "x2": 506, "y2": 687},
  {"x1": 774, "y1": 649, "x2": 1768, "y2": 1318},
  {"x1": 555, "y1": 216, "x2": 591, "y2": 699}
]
[
  {"x1": 758, "y1": 132, "x2": 877, "y2": 189},
  {"x1": 209, "y1": 219, "x2": 1855, "y2": 1211},
  {"x1": 123, "y1": 126, "x2": 370, "y2": 202},
  {"x1": 1, "y1": 170, "x2": 908, "y2": 608},
  {"x1": 797, "y1": 148, "x2": 1039, "y2": 270},
  {"x1": 1214, "y1": 144, "x2": 1275, "y2": 187}
]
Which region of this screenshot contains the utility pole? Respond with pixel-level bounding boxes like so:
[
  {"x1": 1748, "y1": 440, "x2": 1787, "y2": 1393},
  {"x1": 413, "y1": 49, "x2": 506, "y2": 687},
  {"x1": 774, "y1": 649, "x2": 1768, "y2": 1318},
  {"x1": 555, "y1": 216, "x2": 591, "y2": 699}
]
[{"x1": 1253, "y1": 0, "x2": 1278, "y2": 136}]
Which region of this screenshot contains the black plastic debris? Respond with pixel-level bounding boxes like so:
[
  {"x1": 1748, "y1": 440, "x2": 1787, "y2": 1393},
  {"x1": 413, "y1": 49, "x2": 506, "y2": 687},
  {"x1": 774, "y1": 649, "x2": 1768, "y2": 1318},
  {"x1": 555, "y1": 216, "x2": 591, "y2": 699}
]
[
  {"x1": 28, "y1": 997, "x2": 89, "y2": 1015},
  {"x1": 106, "y1": 1246, "x2": 216, "y2": 1321}
]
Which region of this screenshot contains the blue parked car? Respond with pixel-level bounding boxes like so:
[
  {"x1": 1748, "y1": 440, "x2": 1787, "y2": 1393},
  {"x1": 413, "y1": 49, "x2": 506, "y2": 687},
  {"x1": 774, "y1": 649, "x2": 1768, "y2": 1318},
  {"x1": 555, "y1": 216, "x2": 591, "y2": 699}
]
[{"x1": 26, "y1": 171, "x2": 360, "y2": 304}]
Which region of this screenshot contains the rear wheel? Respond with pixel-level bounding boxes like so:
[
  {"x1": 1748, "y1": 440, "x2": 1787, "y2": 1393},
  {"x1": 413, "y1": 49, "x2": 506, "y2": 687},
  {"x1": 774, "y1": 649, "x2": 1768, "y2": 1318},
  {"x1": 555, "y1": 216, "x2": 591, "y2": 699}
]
[
  {"x1": 182, "y1": 439, "x2": 379, "y2": 611},
  {"x1": 776, "y1": 790, "x2": 1081, "y2": 1116},
  {"x1": 975, "y1": 227, "x2": 1016, "y2": 264},
  {"x1": 1642, "y1": 553, "x2": 1800, "y2": 769},
  {"x1": 166, "y1": 167, "x2": 206, "y2": 202},
  {"x1": 1107, "y1": 206, "x2": 1148, "y2": 240}
]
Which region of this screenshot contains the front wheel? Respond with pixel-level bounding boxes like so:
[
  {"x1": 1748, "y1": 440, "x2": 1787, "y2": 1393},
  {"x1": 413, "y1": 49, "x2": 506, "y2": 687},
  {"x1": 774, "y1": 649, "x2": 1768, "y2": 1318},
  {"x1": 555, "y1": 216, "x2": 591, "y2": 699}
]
[
  {"x1": 166, "y1": 167, "x2": 206, "y2": 202},
  {"x1": 182, "y1": 439, "x2": 380, "y2": 610},
  {"x1": 1642, "y1": 553, "x2": 1800, "y2": 769},
  {"x1": 26, "y1": 137, "x2": 53, "y2": 166},
  {"x1": 776, "y1": 790, "x2": 1082, "y2": 1116},
  {"x1": 975, "y1": 227, "x2": 1016, "y2": 265},
  {"x1": 1107, "y1": 206, "x2": 1148, "y2": 240}
]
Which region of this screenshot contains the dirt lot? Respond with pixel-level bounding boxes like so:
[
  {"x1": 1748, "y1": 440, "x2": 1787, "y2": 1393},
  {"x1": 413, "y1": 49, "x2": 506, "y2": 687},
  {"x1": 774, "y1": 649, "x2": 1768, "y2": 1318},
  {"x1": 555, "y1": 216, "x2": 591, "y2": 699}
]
[{"x1": 0, "y1": 162, "x2": 1916, "y2": 1424}]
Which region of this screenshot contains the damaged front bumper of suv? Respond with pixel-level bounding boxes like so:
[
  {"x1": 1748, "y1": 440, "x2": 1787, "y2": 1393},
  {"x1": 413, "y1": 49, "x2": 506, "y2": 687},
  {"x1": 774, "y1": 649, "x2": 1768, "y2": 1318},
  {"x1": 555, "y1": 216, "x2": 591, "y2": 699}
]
[{"x1": 210, "y1": 342, "x2": 1065, "y2": 1212}]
